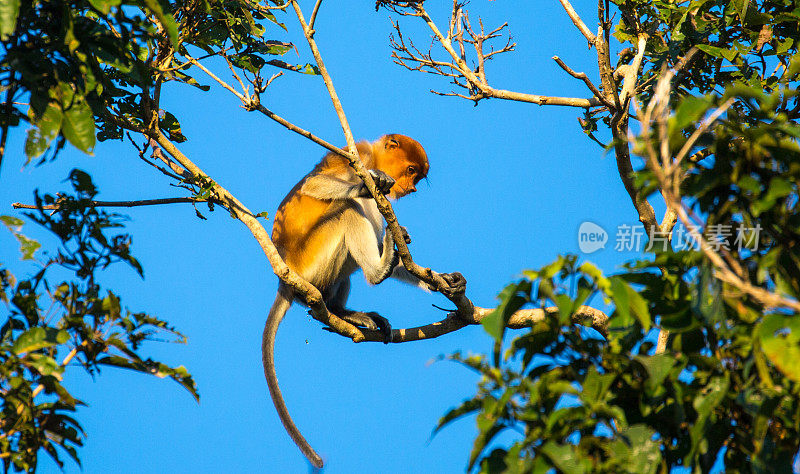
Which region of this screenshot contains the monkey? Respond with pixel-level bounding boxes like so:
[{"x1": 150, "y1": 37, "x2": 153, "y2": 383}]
[{"x1": 263, "y1": 134, "x2": 466, "y2": 468}]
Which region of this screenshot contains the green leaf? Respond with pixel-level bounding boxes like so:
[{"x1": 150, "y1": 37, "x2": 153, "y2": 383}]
[
  {"x1": 266, "y1": 59, "x2": 320, "y2": 75},
  {"x1": 25, "y1": 103, "x2": 63, "y2": 161},
  {"x1": 482, "y1": 280, "x2": 530, "y2": 342},
  {"x1": 697, "y1": 44, "x2": 738, "y2": 62},
  {"x1": 580, "y1": 366, "x2": 615, "y2": 403},
  {"x1": 616, "y1": 425, "x2": 661, "y2": 474},
  {"x1": 97, "y1": 356, "x2": 199, "y2": 401},
  {"x1": 610, "y1": 276, "x2": 651, "y2": 330},
  {"x1": 230, "y1": 53, "x2": 266, "y2": 74},
  {"x1": 61, "y1": 101, "x2": 95, "y2": 154},
  {"x1": 764, "y1": 177, "x2": 793, "y2": 202},
  {"x1": 142, "y1": 0, "x2": 179, "y2": 48},
  {"x1": 25, "y1": 354, "x2": 64, "y2": 377},
  {"x1": 434, "y1": 399, "x2": 482, "y2": 434},
  {"x1": 0, "y1": 0, "x2": 19, "y2": 39},
  {"x1": 12, "y1": 327, "x2": 70, "y2": 355},
  {"x1": 578, "y1": 261, "x2": 610, "y2": 291},
  {"x1": 634, "y1": 354, "x2": 675, "y2": 394},
  {"x1": 2, "y1": 213, "x2": 42, "y2": 259},
  {"x1": 15, "y1": 232, "x2": 42, "y2": 260},
  {"x1": 688, "y1": 373, "x2": 730, "y2": 460},
  {"x1": 87, "y1": 0, "x2": 121, "y2": 14},
  {"x1": 539, "y1": 442, "x2": 589, "y2": 474},
  {"x1": 758, "y1": 314, "x2": 800, "y2": 383},
  {"x1": 0, "y1": 215, "x2": 24, "y2": 227},
  {"x1": 673, "y1": 95, "x2": 712, "y2": 131}
]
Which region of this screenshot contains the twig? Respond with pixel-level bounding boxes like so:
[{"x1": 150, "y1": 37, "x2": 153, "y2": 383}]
[
  {"x1": 290, "y1": 0, "x2": 475, "y2": 315},
  {"x1": 552, "y1": 56, "x2": 613, "y2": 108},
  {"x1": 558, "y1": 0, "x2": 596, "y2": 45},
  {"x1": 390, "y1": 4, "x2": 600, "y2": 107},
  {"x1": 0, "y1": 80, "x2": 17, "y2": 178},
  {"x1": 307, "y1": 0, "x2": 323, "y2": 33},
  {"x1": 12, "y1": 197, "x2": 216, "y2": 210}
]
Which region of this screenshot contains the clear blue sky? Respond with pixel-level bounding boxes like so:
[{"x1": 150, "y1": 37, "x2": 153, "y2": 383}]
[{"x1": 1, "y1": 2, "x2": 654, "y2": 472}]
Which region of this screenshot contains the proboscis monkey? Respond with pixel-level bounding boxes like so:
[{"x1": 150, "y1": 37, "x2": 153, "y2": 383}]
[{"x1": 264, "y1": 134, "x2": 466, "y2": 468}]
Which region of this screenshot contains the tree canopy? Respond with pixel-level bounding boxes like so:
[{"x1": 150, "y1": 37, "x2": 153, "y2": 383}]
[{"x1": 2, "y1": 0, "x2": 800, "y2": 472}]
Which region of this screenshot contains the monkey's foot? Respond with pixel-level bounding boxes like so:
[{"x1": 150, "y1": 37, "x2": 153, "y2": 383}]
[
  {"x1": 440, "y1": 272, "x2": 467, "y2": 297},
  {"x1": 340, "y1": 311, "x2": 393, "y2": 344}
]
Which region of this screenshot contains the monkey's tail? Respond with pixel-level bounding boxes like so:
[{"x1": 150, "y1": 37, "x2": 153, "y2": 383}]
[{"x1": 263, "y1": 285, "x2": 324, "y2": 469}]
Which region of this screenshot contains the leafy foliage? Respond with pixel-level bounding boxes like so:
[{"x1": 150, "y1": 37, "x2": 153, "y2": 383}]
[
  {"x1": 442, "y1": 250, "x2": 799, "y2": 473},
  {"x1": 0, "y1": 172, "x2": 197, "y2": 472},
  {"x1": 0, "y1": 0, "x2": 312, "y2": 163},
  {"x1": 436, "y1": 1, "x2": 800, "y2": 472}
]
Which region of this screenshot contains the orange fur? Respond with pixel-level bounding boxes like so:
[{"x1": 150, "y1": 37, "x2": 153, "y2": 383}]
[{"x1": 272, "y1": 134, "x2": 428, "y2": 283}]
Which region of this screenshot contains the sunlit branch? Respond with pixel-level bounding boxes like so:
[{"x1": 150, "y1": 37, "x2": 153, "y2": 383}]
[{"x1": 12, "y1": 197, "x2": 216, "y2": 210}]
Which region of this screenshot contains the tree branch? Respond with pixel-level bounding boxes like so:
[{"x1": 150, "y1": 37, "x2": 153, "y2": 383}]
[
  {"x1": 552, "y1": 56, "x2": 613, "y2": 108},
  {"x1": 558, "y1": 0, "x2": 596, "y2": 45},
  {"x1": 289, "y1": 0, "x2": 476, "y2": 317},
  {"x1": 389, "y1": 4, "x2": 600, "y2": 108},
  {"x1": 0, "y1": 80, "x2": 17, "y2": 178},
  {"x1": 12, "y1": 197, "x2": 216, "y2": 210},
  {"x1": 354, "y1": 305, "x2": 608, "y2": 343}
]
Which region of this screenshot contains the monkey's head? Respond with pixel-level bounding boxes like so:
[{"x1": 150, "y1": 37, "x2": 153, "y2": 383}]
[{"x1": 374, "y1": 134, "x2": 429, "y2": 199}]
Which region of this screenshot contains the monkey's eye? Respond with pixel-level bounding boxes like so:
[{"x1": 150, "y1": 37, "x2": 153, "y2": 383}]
[{"x1": 407, "y1": 166, "x2": 416, "y2": 175}]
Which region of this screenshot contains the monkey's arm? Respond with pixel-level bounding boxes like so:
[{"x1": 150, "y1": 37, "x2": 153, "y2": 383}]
[
  {"x1": 300, "y1": 170, "x2": 395, "y2": 200},
  {"x1": 343, "y1": 215, "x2": 398, "y2": 285}
]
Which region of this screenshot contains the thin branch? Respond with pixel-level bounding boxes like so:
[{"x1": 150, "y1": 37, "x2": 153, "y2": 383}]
[
  {"x1": 552, "y1": 56, "x2": 613, "y2": 108},
  {"x1": 307, "y1": 0, "x2": 323, "y2": 33},
  {"x1": 618, "y1": 35, "x2": 648, "y2": 106},
  {"x1": 355, "y1": 306, "x2": 608, "y2": 343},
  {"x1": 290, "y1": 0, "x2": 475, "y2": 314},
  {"x1": 185, "y1": 54, "x2": 246, "y2": 101},
  {"x1": 390, "y1": 4, "x2": 600, "y2": 107},
  {"x1": 558, "y1": 0, "x2": 596, "y2": 44},
  {"x1": 12, "y1": 197, "x2": 216, "y2": 210},
  {"x1": 0, "y1": 80, "x2": 16, "y2": 177},
  {"x1": 638, "y1": 73, "x2": 800, "y2": 314}
]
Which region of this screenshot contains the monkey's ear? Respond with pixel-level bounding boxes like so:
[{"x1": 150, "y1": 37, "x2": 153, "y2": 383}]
[{"x1": 385, "y1": 137, "x2": 400, "y2": 150}]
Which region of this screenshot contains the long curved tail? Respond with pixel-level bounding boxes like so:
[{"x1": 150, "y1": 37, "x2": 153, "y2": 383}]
[{"x1": 262, "y1": 285, "x2": 324, "y2": 468}]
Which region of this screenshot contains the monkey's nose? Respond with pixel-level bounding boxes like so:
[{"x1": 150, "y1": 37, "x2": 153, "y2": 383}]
[{"x1": 408, "y1": 184, "x2": 417, "y2": 193}]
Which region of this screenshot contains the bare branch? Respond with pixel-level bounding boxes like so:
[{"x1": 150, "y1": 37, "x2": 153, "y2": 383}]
[
  {"x1": 0, "y1": 81, "x2": 16, "y2": 177},
  {"x1": 12, "y1": 197, "x2": 216, "y2": 210},
  {"x1": 552, "y1": 56, "x2": 613, "y2": 108},
  {"x1": 618, "y1": 35, "x2": 648, "y2": 106},
  {"x1": 354, "y1": 305, "x2": 609, "y2": 343},
  {"x1": 388, "y1": 4, "x2": 599, "y2": 108},
  {"x1": 307, "y1": 0, "x2": 323, "y2": 33},
  {"x1": 185, "y1": 54, "x2": 246, "y2": 101},
  {"x1": 290, "y1": 0, "x2": 475, "y2": 314},
  {"x1": 558, "y1": 0, "x2": 596, "y2": 44}
]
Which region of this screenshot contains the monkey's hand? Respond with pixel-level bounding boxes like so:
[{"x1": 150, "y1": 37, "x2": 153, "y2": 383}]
[
  {"x1": 439, "y1": 272, "x2": 467, "y2": 298},
  {"x1": 367, "y1": 169, "x2": 396, "y2": 195},
  {"x1": 399, "y1": 226, "x2": 412, "y2": 245}
]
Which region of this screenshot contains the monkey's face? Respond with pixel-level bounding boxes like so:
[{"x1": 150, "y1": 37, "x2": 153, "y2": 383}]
[
  {"x1": 387, "y1": 166, "x2": 422, "y2": 198},
  {"x1": 379, "y1": 135, "x2": 429, "y2": 199}
]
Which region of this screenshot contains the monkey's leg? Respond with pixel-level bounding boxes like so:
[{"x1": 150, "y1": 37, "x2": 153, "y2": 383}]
[
  {"x1": 337, "y1": 310, "x2": 392, "y2": 343},
  {"x1": 326, "y1": 280, "x2": 392, "y2": 343}
]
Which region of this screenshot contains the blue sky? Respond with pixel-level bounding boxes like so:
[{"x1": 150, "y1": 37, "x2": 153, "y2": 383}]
[{"x1": 1, "y1": 2, "x2": 656, "y2": 472}]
